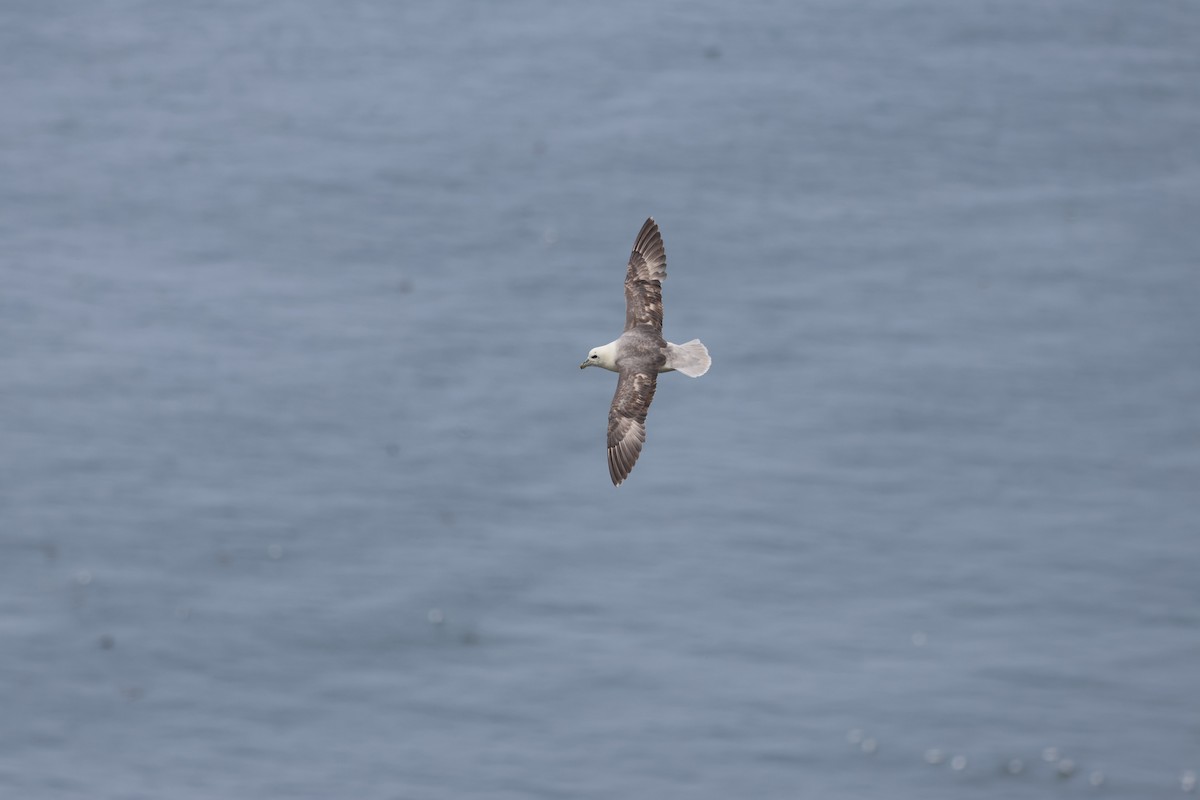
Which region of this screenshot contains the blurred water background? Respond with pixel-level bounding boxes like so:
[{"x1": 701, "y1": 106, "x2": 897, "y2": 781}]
[{"x1": 2, "y1": 1, "x2": 1199, "y2": 798}]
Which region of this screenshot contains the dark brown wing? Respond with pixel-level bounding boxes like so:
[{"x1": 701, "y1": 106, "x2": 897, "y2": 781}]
[
  {"x1": 607, "y1": 368, "x2": 658, "y2": 486},
  {"x1": 624, "y1": 217, "x2": 667, "y2": 332}
]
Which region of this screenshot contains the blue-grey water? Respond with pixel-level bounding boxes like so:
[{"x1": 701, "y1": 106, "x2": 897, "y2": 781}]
[{"x1": 3, "y1": 2, "x2": 1199, "y2": 798}]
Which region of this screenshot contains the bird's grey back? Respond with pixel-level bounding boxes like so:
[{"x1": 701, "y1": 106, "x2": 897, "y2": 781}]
[{"x1": 617, "y1": 327, "x2": 667, "y2": 372}]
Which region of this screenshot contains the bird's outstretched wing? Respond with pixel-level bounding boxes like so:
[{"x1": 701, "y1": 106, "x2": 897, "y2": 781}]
[
  {"x1": 624, "y1": 217, "x2": 667, "y2": 332},
  {"x1": 607, "y1": 367, "x2": 658, "y2": 486}
]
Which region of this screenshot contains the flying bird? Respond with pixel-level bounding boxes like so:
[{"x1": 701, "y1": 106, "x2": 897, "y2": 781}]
[{"x1": 580, "y1": 217, "x2": 711, "y2": 486}]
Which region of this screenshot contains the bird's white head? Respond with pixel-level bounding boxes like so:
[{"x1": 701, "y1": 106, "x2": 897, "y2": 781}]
[{"x1": 580, "y1": 341, "x2": 620, "y2": 372}]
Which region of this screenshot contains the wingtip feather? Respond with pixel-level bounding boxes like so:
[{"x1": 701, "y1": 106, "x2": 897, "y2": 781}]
[{"x1": 630, "y1": 218, "x2": 666, "y2": 282}]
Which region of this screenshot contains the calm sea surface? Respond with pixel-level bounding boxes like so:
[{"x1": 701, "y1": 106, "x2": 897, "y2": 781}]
[{"x1": 2, "y1": 2, "x2": 1199, "y2": 798}]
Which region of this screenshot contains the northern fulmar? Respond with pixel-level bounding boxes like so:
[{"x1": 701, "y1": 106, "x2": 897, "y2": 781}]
[{"x1": 580, "y1": 217, "x2": 711, "y2": 486}]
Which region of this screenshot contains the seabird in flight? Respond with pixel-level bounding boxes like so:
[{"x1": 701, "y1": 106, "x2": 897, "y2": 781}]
[{"x1": 580, "y1": 217, "x2": 710, "y2": 486}]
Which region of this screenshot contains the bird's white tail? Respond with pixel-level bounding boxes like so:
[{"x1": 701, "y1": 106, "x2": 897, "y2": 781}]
[{"x1": 666, "y1": 339, "x2": 711, "y2": 377}]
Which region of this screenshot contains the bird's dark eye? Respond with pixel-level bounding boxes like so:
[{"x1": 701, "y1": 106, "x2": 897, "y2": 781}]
[{"x1": 591, "y1": 355, "x2": 597, "y2": 359}]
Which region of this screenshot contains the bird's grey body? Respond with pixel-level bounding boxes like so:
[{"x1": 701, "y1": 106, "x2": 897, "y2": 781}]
[{"x1": 580, "y1": 217, "x2": 710, "y2": 486}]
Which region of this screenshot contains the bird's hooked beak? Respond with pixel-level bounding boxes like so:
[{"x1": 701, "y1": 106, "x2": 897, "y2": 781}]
[{"x1": 579, "y1": 359, "x2": 591, "y2": 369}]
